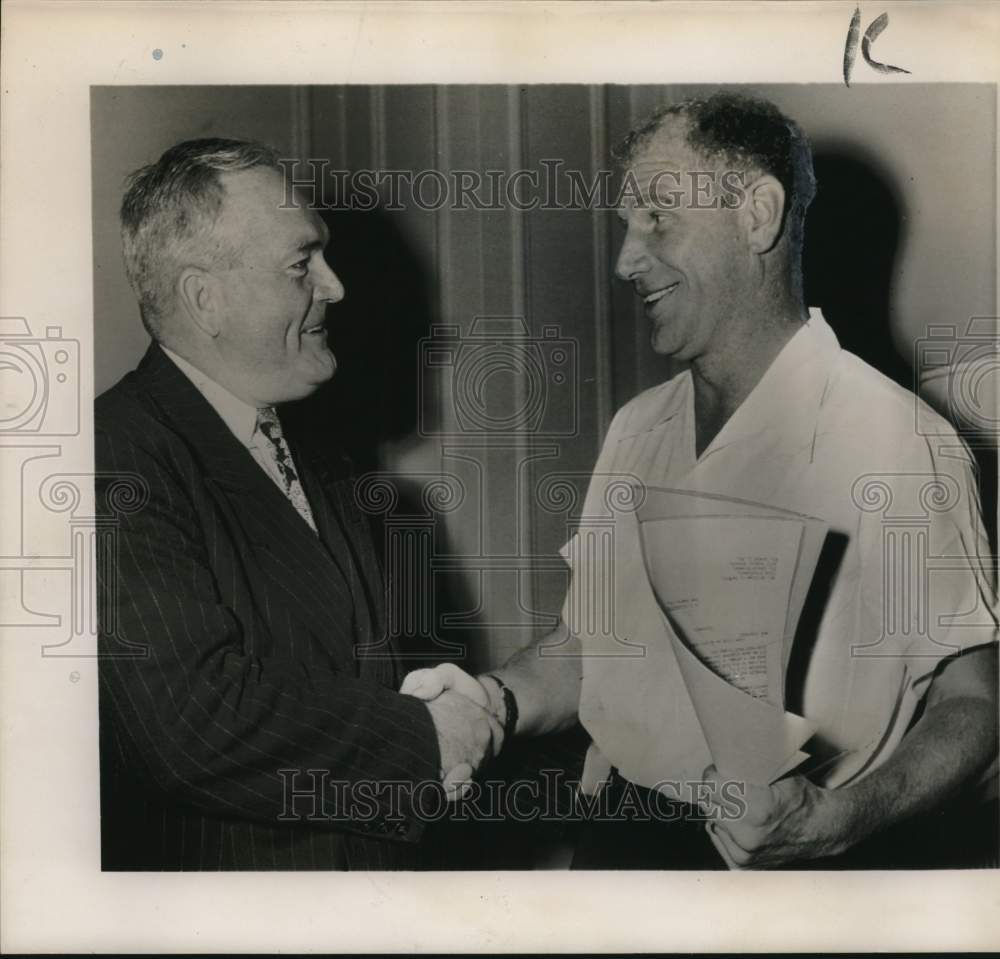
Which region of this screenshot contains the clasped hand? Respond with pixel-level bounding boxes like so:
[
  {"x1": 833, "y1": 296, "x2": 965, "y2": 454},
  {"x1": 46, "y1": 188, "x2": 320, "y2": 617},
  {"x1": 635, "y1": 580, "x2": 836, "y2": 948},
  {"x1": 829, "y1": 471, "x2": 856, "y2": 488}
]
[
  {"x1": 401, "y1": 664, "x2": 500, "y2": 800},
  {"x1": 699, "y1": 764, "x2": 852, "y2": 868}
]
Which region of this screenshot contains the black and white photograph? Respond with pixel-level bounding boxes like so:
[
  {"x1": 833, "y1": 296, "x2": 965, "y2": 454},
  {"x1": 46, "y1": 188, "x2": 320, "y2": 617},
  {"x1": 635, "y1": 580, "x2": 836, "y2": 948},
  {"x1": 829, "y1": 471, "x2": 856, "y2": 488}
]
[
  {"x1": 89, "y1": 80, "x2": 999, "y2": 874},
  {"x1": 3, "y1": 1, "x2": 1000, "y2": 952}
]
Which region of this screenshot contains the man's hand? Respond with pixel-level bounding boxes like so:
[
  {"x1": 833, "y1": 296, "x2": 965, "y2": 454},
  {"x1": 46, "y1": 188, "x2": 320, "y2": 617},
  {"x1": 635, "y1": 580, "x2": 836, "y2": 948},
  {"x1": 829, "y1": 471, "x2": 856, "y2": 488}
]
[
  {"x1": 401, "y1": 663, "x2": 491, "y2": 709},
  {"x1": 423, "y1": 689, "x2": 502, "y2": 800},
  {"x1": 700, "y1": 765, "x2": 854, "y2": 869},
  {"x1": 402, "y1": 665, "x2": 499, "y2": 800}
]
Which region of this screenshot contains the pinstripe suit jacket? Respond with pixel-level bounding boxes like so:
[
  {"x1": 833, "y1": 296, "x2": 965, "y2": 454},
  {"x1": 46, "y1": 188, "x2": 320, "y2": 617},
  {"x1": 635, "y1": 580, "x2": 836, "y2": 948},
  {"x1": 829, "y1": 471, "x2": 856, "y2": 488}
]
[{"x1": 96, "y1": 344, "x2": 442, "y2": 869}]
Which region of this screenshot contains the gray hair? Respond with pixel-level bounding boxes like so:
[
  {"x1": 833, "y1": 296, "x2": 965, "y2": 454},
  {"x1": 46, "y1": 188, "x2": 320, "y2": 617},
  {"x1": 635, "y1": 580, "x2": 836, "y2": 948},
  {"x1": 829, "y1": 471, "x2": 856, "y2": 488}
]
[{"x1": 120, "y1": 137, "x2": 281, "y2": 337}]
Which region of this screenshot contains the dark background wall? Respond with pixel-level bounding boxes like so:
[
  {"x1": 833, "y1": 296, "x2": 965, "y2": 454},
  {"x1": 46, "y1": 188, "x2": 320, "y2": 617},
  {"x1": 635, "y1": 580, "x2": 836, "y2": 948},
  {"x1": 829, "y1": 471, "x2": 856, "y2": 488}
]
[{"x1": 92, "y1": 84, "x2": 997, "y2": 676}]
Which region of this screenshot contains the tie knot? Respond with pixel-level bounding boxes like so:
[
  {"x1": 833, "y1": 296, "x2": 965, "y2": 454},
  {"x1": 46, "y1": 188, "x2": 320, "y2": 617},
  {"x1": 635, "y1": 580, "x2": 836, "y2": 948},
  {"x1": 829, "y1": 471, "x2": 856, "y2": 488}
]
[{"x1": 256, "y1": 406, "x2": 283, "y2": 442}]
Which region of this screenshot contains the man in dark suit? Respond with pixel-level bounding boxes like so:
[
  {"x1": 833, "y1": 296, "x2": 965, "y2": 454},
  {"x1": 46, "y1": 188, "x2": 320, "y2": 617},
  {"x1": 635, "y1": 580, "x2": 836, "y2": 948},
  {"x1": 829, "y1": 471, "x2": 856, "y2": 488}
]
[{"x1": 96, "y1": 138, "x2": 499, "y2": 870}]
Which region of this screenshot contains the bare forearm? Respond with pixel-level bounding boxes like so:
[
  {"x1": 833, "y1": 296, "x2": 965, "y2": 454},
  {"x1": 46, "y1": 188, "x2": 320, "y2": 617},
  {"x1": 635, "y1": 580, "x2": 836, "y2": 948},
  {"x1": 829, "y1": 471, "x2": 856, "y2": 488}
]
[
  {"x1": 832, "y1": 695, "x2": 997, "y2": 849},
  {"x1": 483, "y1": 619, "x2": 582, "y2": 737}
]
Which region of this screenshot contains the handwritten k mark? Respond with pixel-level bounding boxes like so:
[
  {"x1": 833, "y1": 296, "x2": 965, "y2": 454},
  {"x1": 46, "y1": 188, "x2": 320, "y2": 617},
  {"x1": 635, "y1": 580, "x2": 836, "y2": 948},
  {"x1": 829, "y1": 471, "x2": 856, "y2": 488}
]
[{"x1": 843, "y1": 8, "x2": 911, "y2": 88}]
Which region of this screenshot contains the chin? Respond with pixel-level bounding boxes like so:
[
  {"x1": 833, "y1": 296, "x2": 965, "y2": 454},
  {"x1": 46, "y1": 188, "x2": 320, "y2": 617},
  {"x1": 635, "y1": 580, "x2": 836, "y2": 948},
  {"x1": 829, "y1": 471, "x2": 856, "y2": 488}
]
[
  {"x1": 650, "y1": 329, "x2": 677, "y2": 357},
  {"x1": 309, "y1": 351, "x2": 338, "y2": 382},
  {"x1": 320, "y1": 358, "x2": 338, "y2": 383}
]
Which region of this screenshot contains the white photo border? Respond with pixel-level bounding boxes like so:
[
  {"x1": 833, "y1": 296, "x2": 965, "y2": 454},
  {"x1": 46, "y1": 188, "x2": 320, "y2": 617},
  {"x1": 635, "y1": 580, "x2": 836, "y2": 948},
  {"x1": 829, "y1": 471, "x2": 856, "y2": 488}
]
[{"x1": 2, "y1": 0, "x2": 998, "y2": 952}]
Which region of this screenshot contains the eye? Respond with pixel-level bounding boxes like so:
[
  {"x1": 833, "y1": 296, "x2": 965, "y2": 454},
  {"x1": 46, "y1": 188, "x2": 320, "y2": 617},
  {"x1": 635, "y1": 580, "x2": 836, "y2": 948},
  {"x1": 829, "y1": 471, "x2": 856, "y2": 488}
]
[{"x1": 289, "y1": 257, "x2": 310, "y2": 274}]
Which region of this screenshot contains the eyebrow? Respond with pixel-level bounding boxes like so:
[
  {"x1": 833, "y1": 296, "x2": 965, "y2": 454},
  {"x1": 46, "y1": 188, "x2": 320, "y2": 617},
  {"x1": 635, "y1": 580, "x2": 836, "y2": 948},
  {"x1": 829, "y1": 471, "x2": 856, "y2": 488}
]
[
  {"x1": 288, "y1": 228, "x2": 330, "y2": 259},
  {"x1": 616, "y1": 200, "x2": 667, "y2": 219},
  {"x1": 295, "y1": 238, "x2": 326, "y2": 255}
]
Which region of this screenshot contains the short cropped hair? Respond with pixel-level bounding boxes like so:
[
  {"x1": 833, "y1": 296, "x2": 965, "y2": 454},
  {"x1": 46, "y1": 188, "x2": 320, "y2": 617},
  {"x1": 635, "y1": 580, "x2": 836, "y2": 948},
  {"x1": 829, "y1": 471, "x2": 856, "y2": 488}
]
[
  {"x1": 615, "y1": 91, "x2": 816, "y2": 253},
  {"x1": 120, "y1": 137, "x2": 281, "y2": 337}
]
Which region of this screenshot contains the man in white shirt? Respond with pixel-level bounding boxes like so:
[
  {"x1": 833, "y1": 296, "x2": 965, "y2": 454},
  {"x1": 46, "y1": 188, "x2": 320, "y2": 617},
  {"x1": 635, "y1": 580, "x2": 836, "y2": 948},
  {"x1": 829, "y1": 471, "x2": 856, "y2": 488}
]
[{"x1": 403, "y1": 92, "x2": 998, "y2": 868}]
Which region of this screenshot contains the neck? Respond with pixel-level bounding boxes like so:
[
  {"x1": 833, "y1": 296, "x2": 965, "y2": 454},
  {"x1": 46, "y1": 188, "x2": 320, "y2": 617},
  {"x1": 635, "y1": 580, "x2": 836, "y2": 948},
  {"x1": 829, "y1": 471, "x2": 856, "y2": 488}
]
[
  {"x1": 689, "y1": 290, "x2": 805, "y2": 452},
  {"x1": 159, "y1": 332, "x2": 263, "y2": 408}
]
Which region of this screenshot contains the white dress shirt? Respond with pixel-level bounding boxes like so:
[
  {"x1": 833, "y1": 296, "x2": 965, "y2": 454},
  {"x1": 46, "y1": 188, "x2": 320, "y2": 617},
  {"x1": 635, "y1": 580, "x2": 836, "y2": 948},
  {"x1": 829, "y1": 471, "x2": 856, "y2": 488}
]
[{"x1": 161, "y1": 346, "x2": 316, "y2": 522}]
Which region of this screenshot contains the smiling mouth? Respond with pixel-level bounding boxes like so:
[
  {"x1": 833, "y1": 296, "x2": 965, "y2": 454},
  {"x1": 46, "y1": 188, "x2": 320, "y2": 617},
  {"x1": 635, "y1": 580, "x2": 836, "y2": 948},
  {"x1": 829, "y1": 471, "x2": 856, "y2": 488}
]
[
  {"x1": 302, "y1": 321, "x2": 326, "y2": 336},
  {"x1": 643, "y1": 283, "x2": 680, "y2": 306}
]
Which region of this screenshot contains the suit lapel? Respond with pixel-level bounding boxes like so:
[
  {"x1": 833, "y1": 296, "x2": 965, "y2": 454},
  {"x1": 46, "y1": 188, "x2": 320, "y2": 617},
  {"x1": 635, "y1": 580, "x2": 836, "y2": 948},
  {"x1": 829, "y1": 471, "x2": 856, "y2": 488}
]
[
  {"x1": 134, "y1": 346, "x2": 364, "y2": 666},
  {"x1": 293, "y1": 437, "x2": 402, "y2": 686}
]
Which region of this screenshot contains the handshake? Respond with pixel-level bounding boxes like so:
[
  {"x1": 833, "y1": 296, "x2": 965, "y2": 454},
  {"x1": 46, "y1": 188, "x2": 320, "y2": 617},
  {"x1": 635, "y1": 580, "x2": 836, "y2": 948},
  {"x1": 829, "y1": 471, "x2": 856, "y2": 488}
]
[{"x1": 401, "y1": 664, "x2": 511, "y2": 800}]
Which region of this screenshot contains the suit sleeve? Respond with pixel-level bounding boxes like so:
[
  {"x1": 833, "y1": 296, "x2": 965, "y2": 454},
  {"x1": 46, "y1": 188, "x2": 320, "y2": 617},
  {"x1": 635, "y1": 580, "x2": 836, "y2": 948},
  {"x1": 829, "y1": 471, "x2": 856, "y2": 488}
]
[{"x1": 96, "y1": 418, "x2": 443, "y2": 842}]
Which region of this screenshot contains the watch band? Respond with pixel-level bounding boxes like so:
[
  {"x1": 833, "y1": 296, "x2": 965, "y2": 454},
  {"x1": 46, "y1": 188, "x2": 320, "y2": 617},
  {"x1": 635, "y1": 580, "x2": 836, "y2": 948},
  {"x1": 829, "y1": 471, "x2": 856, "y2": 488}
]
[{"x1": 485, "y1": 673, "x2": 519, "y2": 748}]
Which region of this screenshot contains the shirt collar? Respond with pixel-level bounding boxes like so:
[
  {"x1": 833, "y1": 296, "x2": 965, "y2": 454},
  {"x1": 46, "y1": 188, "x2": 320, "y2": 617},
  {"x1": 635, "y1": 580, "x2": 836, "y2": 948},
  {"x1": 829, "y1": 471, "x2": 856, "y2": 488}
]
[
  {"x1": 160, "y1": 346, "x2": 262, "y2": 448},
  {"x1": 615, "y1": 308, "x2": 842, "y2": 453},
  {"x1": 696, "y1": 307, "x2": 841, "y2": 460}
]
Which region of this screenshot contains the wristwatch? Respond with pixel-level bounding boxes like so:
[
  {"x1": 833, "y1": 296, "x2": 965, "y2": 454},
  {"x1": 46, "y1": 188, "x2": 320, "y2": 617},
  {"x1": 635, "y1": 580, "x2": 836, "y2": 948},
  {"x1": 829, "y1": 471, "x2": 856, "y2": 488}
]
[{"x1": 485, "y1": 673, "x2": 519, "y2": 748}]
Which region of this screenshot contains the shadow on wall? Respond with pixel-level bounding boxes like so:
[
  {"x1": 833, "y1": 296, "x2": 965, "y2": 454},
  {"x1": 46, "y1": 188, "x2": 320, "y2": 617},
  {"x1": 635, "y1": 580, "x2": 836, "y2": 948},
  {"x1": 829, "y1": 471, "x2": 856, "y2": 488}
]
[
  {"x1": 804, "y1": 147, "x2": 910, "y2": 390},
  {"x1": 804, "y1": 146, "x2": 997, "y2": 561},
  {"x1": 296, "y1": 206, "x2": 431, "y2": 468},
  {"x1": 285, "y1": 205, "x2": 483, "y2": 672}
]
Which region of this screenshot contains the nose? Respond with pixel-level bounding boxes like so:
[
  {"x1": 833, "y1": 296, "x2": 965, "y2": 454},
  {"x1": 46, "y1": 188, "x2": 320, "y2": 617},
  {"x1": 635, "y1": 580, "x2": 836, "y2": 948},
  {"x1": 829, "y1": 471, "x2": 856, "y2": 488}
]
[
  {"x1": 614, "y1": 225, "x2": 649, "y2": 283},
  {"x1": 312, "y1": 256, "x2": 345, "y2": 304}
]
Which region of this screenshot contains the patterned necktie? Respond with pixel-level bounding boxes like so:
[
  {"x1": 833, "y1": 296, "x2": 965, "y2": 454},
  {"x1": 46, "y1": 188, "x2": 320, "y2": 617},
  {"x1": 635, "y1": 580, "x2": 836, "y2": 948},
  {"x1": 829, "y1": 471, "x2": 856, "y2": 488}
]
[{"x1": 255, "y1": 407, "x2": 317, "y2": 532}]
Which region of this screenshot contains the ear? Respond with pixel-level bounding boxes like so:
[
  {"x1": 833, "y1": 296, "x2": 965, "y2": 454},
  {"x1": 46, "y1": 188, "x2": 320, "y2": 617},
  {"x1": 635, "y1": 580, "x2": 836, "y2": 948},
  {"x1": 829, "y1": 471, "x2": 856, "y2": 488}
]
[
  {"x1": 743, "y1": 174, "x2": 786, "y2": 255},
  {"x1": 177, "y1": 267, "x2": 223, "y2": 338}
]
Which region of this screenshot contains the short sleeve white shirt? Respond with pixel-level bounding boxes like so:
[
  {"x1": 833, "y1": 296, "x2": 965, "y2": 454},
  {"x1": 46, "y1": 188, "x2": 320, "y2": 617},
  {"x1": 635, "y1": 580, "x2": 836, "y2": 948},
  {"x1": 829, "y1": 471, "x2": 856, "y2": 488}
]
[{"x1": 563, "y1": 310, "x2": 997, "y2": 790}]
